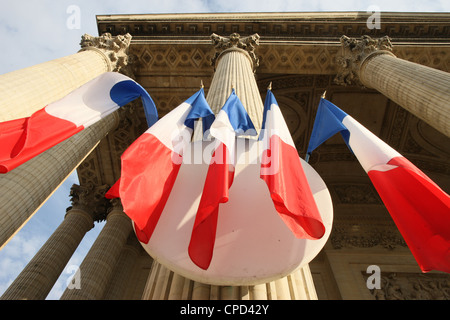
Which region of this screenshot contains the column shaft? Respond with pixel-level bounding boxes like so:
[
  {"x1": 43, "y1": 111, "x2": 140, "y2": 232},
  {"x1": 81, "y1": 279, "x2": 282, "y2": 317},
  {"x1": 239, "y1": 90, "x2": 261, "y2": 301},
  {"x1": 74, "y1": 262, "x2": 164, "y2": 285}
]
[
  {"x1": 0, "y1": 112, "x2": 118, "y2": 249},
  {"x1": 60, "y1": 208, "x2": 132, "y2": 300},
  {"x1": 206, "y1": 49, "x2": 264, "y2": 132},
  {"x1": 1, "y1": 208, "x2": 94, "y2": 300},
  {"x1": 141, "y1": 262, "x2": 318, "y2": 300},
  {"x1": 360, "y1": 53, "x2": 450, "y2": 137},
  {"x1": 102, "y1": 236, "x2": 141, "y2": 300},
  {"x1": 336, "y1": 35, "x2": 450, "y2": 138},
  {"x1": 0, "y1": 50, "x2": 109, "y2": 122}
]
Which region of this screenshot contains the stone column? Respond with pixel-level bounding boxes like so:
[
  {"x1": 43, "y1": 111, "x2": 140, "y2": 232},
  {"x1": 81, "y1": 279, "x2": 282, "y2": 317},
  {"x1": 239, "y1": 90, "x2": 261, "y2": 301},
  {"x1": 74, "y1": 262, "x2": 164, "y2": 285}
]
[
  {"x1": 208, "y1": 33, "x2": 263, "y2": 131},
  {"x1": 60, "y1": 199, "x2": 132, "y2": 300},
  {"x1": 0, "y1": 112, "x2": 118, "y2": 249},
  {"x1": 193, "y1": 33, "x2": 263, "y2": 140},
  {"x1": 0, "y1": 33, "x2": 132, "y2": 122},
  {"x1": 141, "y1": 33, "x2": 319, "y2": 301},
  {"x1": 102, "y1": 234, "x2": 142, "y2": 300},
  {"x1": 335, "y1": 35, "x2": 450, "y2": 138},
  {"x1": 0, "y1": 185, "x2": 108, "y2": 300},
  {"x1": 0, "y1": 33, "x2": 132, "y2": 249},
  {"x1": 142, "y1": 261, "x2": 317, "y2": 300}
]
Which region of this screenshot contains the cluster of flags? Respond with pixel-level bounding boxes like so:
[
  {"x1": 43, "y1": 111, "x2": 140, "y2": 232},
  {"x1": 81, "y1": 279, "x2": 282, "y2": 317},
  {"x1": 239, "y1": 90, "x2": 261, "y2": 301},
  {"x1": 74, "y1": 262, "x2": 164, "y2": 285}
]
[
  {"x1": 107, "y1": 86, "x2": 325, "y2": 270},
  {"x1": 1, "y1": 71, "x2": 448, "y2": 274},
  {"x1": 188, "y1": 89, "x2": 258, "y2": 269}
]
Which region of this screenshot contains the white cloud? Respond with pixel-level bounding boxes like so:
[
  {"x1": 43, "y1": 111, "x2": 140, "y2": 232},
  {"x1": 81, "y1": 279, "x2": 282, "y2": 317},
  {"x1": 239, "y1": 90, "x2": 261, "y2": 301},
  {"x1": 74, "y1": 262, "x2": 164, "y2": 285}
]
[{"x1": 0, "y1": 232, "x2": 48, "y2": 295}]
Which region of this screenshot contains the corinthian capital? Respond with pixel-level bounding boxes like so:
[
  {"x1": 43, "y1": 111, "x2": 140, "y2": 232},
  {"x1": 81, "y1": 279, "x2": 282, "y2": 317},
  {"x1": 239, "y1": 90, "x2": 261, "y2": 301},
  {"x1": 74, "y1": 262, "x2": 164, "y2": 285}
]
[
  {"x1": 211, "y1": 33, "x2": 260, "y2": 70},
  {"x1": 79, "y1": 33, "x2": 134, "y2": 76},
  {"x1": 67, "y1": 184, "x2": 111, "y2": 222},
  {"x1": 334, "y1": 35, "x2": 395, "y2": 86}
]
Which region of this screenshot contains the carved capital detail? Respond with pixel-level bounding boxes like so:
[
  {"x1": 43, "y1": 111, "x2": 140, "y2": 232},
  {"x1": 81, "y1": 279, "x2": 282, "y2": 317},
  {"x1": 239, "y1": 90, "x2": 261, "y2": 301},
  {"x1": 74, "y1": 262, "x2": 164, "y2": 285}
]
[
  {"x1": 79, "y1": 33, "x2": 134, "y2": 76},
  {"x1": 210, "y1": 33, "x2": 260, "y2": 70},
  {"x1": 365, "y1": 272, "x2": 450, "y2": 300},
  {"x1": 67, "y1": 184, "x2": 111, "y2": 222},
  {"x1": 334, "y1": 35, "x2": 394, "y2": 86}
]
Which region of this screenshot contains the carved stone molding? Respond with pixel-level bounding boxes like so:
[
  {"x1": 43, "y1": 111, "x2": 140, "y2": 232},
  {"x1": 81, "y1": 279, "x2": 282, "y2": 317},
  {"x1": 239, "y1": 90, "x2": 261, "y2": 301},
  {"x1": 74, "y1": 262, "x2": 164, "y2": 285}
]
[
  {"x1": 108, "y1": 198, "x2": 124, "y2": 213},
  {"x1": 97, "y1": 12, "x2": 450, "y2": 41},
  {"x1": 331, "y1": 183, "x2": 382, "y2": 205},
  {"x1": 330, "y1": 225, "x2": 407, "y2": 250},
  {"x1": 79, "y1": 33, "x2": 135, "y2": 77},
  {"x1": 210, "y1": 33, "x2": 260, "y2": 70},
  {"x1": 130, "y1": 41, "x2": 449, "y2": 76},
  {"x1": 365, "y1": 272, "x2": 450, "y2": 300},
  {"x1": 334, "y1": 35, "x2": 395, "y2": 86}
]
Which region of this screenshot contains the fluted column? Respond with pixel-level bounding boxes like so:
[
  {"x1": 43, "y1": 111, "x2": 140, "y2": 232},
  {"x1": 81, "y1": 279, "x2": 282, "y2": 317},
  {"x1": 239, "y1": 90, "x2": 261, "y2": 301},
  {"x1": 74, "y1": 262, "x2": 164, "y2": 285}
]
[
  {"x1": 208, "y1": 33, "x2": 263, "y2": 131},
  {"x1": 142, "y1": 33, "x2": 319, "y2": 301},
  {"x1": 102, "y1": 234, "x2": 141, "y2": 300},
  {"x1": 0, "y1": 112, "x2": 118, "y2": 249},
  {"x1": 142, "y1": 261, "x2": 317, "y2": 300},
  {"x1": 0, "y1": 185, "x2": 99, "y2": 300},
  {"x1": 0, "y1": 33, "x2": 132, "y2": 249},
  {"x1": 335, "y1": 35, "x2": 450, "y2": 138},
  {"x1": 194, "y1": 33, "x2": 263, "y2": 140},
  {"x1": 60, "y1": 199, "x2": 132, "y2": 300},
  {"x1": 0, "y1": 33, "x2": 132, "y2": 122}
]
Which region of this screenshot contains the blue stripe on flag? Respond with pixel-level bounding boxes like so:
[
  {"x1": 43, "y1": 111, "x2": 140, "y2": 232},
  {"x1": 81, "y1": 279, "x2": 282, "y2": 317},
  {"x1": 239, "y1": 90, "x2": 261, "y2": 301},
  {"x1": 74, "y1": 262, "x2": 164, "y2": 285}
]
[
  {"x1": 110, "y1": 80, "x2": 159, "y2": 127},
  {"x1": 221, "y1": 89, "x2": 256, "y2": 136},
  {"x1": 306, "y1": 98, "x2": 351, "y2": 157},
  {"x1": 184, "y1": 88, "x2": 215, "y2": 134}
]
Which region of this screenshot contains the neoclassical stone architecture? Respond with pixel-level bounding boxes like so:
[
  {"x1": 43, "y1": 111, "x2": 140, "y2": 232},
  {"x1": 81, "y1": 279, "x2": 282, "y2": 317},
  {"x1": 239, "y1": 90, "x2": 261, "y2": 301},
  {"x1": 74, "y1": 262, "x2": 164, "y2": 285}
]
[{"x1": 0, "y1": 12, "x2": 449, "y2": 300}]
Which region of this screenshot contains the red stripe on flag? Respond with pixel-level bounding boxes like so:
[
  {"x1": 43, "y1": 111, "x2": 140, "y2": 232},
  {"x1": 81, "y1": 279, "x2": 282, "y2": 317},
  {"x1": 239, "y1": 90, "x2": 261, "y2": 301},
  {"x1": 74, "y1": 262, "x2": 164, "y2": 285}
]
[
  {"x1": 105, "y1": 178, "x2": 121, "y2": 199},
  {"x1": 189, "y1": 143, "x2": 234, "y2": 270},
  {"x1": 0, "y1": 109, "x2": 82, "y2": 173},
  {"x1": 119, "y1": 133, "x2": 182, "y2": 244},
  {"x1": 260, "y1": 135, "x2": 325, "y2": 240},
  {"x1": 368, "y1": 156, "x2": 450, "y2": 273}
]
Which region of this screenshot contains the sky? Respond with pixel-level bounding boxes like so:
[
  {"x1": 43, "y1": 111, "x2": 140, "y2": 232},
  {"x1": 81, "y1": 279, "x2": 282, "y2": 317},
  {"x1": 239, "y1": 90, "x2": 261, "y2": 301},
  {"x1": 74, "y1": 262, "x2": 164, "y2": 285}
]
[{"x1": 0, "y1": 0, "x2": 448, "y2": 300}]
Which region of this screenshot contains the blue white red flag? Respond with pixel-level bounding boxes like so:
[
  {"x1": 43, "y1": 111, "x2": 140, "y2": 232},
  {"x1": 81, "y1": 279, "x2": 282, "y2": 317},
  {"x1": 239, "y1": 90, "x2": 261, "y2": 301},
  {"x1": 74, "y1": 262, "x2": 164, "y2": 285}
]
[
  {"x1": 188, "y1": 89, "x2": 256, "y2": 270},
  {"x1": 0, "y1": 72, "x2": 157, "y2": 173},
  {"x1": 259, "y1": 90, "x2": 325, "y2": 241},
  {"x1": 307, "y1": 98, "x2": 450, "y2": 273},
  {"x1": 109, "y1": 88, "x2": 214, "y2": 244}
]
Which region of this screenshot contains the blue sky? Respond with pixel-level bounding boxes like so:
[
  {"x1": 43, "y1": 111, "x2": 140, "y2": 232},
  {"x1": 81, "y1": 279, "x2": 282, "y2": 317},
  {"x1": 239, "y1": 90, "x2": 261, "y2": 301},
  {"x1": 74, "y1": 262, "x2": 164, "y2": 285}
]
[{"x1": 0, "y1": 0, "x2": 449, "y2": 300}]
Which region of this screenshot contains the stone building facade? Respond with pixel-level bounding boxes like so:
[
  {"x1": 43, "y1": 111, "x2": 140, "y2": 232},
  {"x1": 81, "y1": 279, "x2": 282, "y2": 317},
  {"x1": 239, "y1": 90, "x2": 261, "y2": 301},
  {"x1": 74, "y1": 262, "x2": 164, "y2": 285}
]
[{"x1": 0, "y1": 12, "x2": 449, "y2": 300}]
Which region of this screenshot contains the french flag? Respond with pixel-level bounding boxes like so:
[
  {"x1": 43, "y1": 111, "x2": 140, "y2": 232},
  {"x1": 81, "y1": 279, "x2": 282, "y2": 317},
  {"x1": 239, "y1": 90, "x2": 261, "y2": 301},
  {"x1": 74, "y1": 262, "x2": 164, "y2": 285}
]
[
  {"x1": 188, "y1": 89, "x2": 256, "y2": 270},
  {"x1": 0, "y1": 72, "x2": 158, "y2": 174},
  {"x1": 307, "y1": 98, "x2": 450, "y2": 273},
  {"x1": 113, "y1": 88, "x2": 214, "y2": 244},
  {"x1": 259, "y1": 90, "x2": 325, "y2": 240}
]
